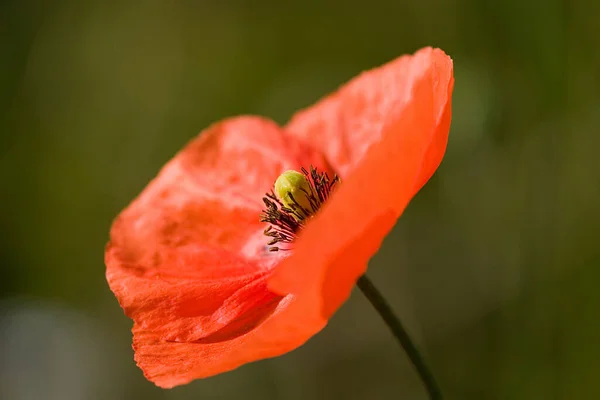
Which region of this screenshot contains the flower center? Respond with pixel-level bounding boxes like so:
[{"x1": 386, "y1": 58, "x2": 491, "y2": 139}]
[{"x1": 260, "y1": 166, "x2": 339, "y2": 252}]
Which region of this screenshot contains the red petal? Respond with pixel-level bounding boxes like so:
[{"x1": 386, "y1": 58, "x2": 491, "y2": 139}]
[
  {"x1": 106, "y1": 116, "x2": 329, "y2": 387},
  {"x1": 129, "y1": 292, "x2": 325, "y2": 388},
  {"x1": 271, "y1": 47, "x2": 454, "y2": 318},
  {"x1": 286, "y1": 47, "x2": 452, "y2": 180},
  {"x1": 108, "y1": 241, "x2": 328, "y2": 387}
]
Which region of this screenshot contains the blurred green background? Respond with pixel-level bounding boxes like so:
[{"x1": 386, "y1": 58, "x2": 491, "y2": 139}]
[{"x1": 1, "y1": 0, "x2": 599, "y2": 399}]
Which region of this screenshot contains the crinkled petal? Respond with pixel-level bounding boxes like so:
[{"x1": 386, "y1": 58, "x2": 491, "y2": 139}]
[
  {"x1": 286, "y1": 47, "x2": 451, "y2": 180},
  {"x1": 270, "y1": 47, "x2": 454, "y2": 318},
  {"x1": 106, "y1": 116, "x2": 328, "y2": 387},
  {"x1": 129, "y1": 291, "x2": 325, "y2": 388},
  {"x1": 110, "y1": 116, "x2": 325, "y2": 261}
]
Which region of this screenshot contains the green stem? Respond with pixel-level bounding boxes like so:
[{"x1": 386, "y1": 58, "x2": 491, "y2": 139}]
[{"x1": 356, "y1": 275, "x2": 443, "y2": 399}]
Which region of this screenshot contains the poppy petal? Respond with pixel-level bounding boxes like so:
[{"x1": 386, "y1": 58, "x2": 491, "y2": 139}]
[
  {"x1": 128, "y1": 291, "x2": 326, "y2": 388},
  {"x1": 107, "y1": 242, "x2": 328, "y2": 388},
  {"x1": 109, "y1": 115, "x2": 329, "y2": 262},
  {"x1": 271, "y1": 47, "x2": 454, "y2": 319},
  {"x1": 285, "y1": 47, "x2": 452, "y2": 179},
  {"x1": 106, "y1": 116, "x2": 329, "y2": 387}
]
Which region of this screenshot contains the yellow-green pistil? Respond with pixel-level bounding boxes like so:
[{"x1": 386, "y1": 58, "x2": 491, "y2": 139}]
[
  {"x1": 260, "y1": 166, "x2": 339, "y2": 252},
  {"x1": 274, "y1": 170, "x2": 315, "y2": 220}
]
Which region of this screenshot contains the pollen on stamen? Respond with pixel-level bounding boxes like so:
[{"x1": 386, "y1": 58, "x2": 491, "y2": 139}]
[{"x1": 259, "y1": 166, "x2": 339, "y2": 252}]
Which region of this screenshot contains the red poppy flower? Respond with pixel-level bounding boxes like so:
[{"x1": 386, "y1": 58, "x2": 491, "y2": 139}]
[{"x1": 105, "y1": 47, "x2": 454, "y2": 388}]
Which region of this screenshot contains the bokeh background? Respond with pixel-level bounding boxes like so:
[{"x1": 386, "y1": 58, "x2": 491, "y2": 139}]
[{"x1": 1, "y1": 0, "x2": 599, "y2": 399}]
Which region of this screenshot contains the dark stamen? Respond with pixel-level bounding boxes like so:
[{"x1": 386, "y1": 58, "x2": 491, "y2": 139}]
[{"x1": 259, "y1": 166, "x2": 339, "y2": 252}]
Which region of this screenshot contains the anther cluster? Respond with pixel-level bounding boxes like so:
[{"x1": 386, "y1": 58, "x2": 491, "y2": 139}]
[{"x1": 260, "y1": 166, "x2": 338, "y2": 252}]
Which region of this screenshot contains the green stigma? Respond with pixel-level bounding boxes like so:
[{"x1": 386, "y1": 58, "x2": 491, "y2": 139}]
[{"x1": 274, "y1": 170, "x2": 315, "y2": 220}]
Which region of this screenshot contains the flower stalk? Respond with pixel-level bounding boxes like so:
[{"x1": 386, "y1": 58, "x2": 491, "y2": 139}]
[{"x1": 356, "y1": 274, "x2": 443, "y2": 400}]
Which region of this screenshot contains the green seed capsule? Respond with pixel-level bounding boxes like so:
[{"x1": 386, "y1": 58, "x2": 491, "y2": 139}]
[{"x1": 274, "y1": 170, "x2": 314, "y2": 220}]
